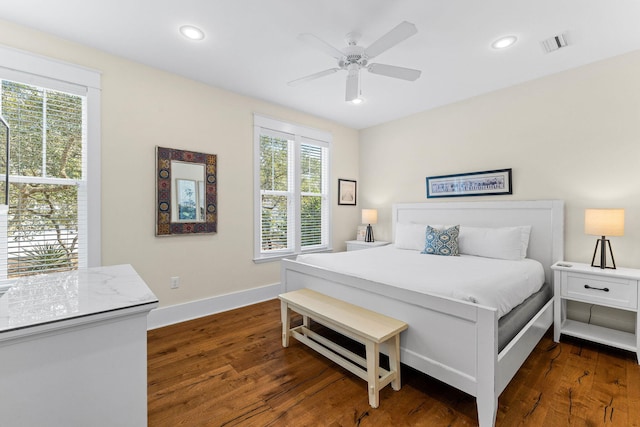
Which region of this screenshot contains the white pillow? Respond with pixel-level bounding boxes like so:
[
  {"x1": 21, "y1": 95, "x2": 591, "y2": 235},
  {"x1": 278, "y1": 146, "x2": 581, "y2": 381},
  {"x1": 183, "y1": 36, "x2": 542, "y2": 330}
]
[
  {"x1": 518, "y1": 226, "x2": 532, "y2": 258},
  {"x1": 394, "y1": 223, "x2": 427, "y2": 251},
  {"x1": 458, "y1": 226, "x2": 531, "y2": 260}
]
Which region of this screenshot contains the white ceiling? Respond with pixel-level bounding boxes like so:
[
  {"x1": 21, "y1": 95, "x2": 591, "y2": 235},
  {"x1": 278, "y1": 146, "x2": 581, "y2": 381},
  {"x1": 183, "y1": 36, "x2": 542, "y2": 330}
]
[{"x1": 1, "y1": 0, "x2": 640, "y2": 129}]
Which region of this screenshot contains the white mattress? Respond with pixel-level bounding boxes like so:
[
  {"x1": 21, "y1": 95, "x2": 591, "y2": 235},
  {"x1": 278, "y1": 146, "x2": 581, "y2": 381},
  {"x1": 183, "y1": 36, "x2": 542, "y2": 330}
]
[{"x1": 296, "y1": 245, "x2": 545, "y2": 318}]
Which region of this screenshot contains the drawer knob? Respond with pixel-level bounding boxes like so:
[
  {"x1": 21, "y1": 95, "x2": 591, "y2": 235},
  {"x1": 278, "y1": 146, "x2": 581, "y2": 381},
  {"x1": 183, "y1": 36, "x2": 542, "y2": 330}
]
[{"x1": 584, "y1": 284, "x2": 609, "y2": 292}]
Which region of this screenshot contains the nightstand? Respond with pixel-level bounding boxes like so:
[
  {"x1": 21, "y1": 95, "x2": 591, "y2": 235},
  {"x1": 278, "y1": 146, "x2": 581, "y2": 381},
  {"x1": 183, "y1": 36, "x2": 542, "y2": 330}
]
[
  {"x1": 346, "y1": 240, "x2": 390, "y2": 251},
  {"x1": 552, "y1": 261, "x2": 640, "y2": 364}
]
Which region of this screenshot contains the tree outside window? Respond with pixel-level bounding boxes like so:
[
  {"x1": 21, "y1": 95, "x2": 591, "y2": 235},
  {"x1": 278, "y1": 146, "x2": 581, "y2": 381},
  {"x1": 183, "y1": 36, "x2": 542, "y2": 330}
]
[
  {"x1": 1, "y1": 80, "x2": 84, "y2": 277},
  {"x1": 254, "y1": 115, "x2": 330, "y2": 260}
]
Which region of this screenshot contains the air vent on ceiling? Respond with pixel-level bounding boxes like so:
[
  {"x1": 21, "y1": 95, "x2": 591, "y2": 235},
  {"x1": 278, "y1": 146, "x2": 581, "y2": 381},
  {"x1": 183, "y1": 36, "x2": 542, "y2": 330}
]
[{"x1": 541, "y1": 33, "x2": 569, "y2": 53}]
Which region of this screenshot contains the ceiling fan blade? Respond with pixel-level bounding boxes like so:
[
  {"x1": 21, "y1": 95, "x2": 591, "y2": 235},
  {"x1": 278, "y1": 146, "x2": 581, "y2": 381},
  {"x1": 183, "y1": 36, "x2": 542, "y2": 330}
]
[
  {"x1": 364, "y1": 21, "x2": 417, "y2": 59},
  {"x1": 287, "y1": 68, "x2": 340, "y2": 86},
  {"x1": 298, "y1": 33, "x2": 344, "y2": 60},
  {"x1": 367, "y1": 63, "x2": 421, "y2": 81},
  {"x1": 345, "y1": 67, "x2": 360, "y2": 102}
]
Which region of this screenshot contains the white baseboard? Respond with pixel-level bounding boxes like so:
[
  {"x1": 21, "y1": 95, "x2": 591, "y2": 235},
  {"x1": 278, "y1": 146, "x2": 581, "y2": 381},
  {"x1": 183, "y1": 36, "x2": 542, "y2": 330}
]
[{"x1": 147, "y1": 283, "x2": 280, "y2": 330}]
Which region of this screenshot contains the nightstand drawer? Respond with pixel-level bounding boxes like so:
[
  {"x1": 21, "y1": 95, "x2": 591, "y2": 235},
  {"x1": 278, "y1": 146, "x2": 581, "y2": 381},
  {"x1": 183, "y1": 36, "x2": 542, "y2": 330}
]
[{"x1": 564, "y1": 273, "x2": 638, "y2": 309}]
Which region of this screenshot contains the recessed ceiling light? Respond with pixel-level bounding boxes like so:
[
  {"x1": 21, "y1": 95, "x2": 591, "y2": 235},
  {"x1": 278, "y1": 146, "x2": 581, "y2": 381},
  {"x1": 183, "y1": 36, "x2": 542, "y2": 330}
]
[
  {"x1": 351, "y1": 98, "x2": 363, "y2": 105},
  {"x1": 179, "y1": 25, "x2": 205, "y2": 41},
  {"x1": 491, "y1": 35, "x2": 517, "y2": 49}
]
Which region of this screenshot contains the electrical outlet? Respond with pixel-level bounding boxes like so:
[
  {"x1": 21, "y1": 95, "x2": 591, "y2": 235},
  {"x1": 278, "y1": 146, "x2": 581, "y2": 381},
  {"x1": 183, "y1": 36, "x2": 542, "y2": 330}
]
[{"x1": 170, "y1": 276, "x2": 180, "y2": 289}]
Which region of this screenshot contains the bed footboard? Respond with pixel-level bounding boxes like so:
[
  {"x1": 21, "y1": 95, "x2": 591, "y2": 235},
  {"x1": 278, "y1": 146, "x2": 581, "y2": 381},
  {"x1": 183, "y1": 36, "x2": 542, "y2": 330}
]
[
  {"x1": 282, "y1": 260, "x2": 500, "y2": 420},
  {"x1": 281, "y1": 258, "x2": 553, "y2": 427}
]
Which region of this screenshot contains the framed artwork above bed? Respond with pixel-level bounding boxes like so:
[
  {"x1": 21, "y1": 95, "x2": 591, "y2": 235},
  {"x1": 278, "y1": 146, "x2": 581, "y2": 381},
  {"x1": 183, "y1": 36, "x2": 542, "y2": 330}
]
[{"x1": 426, "y1": 168, "x2": 512, "y2": 198}]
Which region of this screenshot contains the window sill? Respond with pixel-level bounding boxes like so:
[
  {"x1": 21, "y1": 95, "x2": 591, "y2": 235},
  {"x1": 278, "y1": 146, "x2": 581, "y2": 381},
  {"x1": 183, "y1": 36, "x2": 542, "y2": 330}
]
[{"x1": 253, "y1": 247, "x2": 333, "y2": 264}]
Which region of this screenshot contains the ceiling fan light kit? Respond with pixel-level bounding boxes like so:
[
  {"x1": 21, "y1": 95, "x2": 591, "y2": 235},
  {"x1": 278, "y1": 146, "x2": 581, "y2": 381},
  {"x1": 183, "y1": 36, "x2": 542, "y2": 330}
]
[{"x1": 289, "y1": 21, "x2": 422, "y2": 103}]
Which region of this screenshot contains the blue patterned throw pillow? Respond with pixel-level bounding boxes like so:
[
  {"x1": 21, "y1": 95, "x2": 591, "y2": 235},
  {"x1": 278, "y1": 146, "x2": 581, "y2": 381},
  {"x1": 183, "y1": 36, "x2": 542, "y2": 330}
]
[{"x1": 421, "y1": 225, "x2": 460, "y2": 256}]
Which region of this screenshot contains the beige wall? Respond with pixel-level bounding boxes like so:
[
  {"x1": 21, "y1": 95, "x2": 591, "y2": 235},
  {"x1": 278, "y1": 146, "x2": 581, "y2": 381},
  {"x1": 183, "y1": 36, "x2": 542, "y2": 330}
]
[
  {"x1": 2, "y1": 16, "x2": 638, "y2": 311},
  {"x1": 0, "y1": 19, "x2": 360, "y2": 307},
  {"x1": 359, "y1": 50, "x2": 640, "y2": 268}
]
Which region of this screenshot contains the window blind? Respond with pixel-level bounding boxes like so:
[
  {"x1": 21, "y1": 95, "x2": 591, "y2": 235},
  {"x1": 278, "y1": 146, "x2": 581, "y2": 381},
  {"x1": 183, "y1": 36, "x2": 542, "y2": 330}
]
[
  {"x1": 0, "y1": 79, "x2": 86, "y2": 277},
  {"x1": 300, "y1": 141, "x2": 328, "y2": 249},
  {"x1": 259, "y1": 130, "x2": 293, "y2": 252},
  {"x1": 254, "y1": 114, "x2": 331, "y2": 261}
]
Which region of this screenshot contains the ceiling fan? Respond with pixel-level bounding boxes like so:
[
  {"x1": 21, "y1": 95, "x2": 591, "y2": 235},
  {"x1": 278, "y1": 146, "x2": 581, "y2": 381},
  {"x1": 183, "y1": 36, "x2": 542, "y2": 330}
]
[{"x1": 288, "y1": 21, "x2": 422, "y2": 103}]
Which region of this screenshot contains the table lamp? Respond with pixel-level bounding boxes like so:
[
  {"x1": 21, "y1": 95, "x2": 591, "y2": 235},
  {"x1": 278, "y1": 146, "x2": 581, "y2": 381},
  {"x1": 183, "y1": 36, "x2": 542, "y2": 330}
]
[
  {"x1": 585, "y1": 208, "x2": 624, "y2": 269},
  {"x1": 362, "y1": 209, "x2": 378, "y2": 243}
]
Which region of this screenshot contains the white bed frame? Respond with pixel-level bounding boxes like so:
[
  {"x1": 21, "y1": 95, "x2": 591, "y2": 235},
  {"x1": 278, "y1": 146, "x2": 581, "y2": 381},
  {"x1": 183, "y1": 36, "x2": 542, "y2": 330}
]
[{"x1": 281, "y1": 200, "x2": 564, "y2": 427}]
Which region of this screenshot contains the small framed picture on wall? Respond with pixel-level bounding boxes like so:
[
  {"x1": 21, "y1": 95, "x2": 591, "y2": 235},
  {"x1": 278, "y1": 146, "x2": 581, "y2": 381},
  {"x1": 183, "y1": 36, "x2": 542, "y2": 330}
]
[{"x1": 338, "y1": 179, "x2": 357, "y2": 205}]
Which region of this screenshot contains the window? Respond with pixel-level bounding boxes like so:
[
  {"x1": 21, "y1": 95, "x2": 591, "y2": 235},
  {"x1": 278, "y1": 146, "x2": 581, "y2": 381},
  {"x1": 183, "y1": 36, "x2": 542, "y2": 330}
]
[
  {"x1": 254, "y1": 115, "x2": 331, "y2": 261},
  {"x1": 0, "y1": 46, "x2": 101, "y2": 278}
]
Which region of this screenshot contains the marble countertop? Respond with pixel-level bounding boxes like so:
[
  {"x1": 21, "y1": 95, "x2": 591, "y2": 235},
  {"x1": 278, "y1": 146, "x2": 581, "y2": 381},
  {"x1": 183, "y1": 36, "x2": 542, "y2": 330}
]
[{"x1": 0, "y1": 264, "x2": 158, "y2": 337}]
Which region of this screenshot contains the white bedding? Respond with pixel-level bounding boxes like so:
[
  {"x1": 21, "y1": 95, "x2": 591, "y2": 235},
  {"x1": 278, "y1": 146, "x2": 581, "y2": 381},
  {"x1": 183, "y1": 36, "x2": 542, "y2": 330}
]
[{"x1": 296, "y1": 245, "x2": 545, "y2": 318}]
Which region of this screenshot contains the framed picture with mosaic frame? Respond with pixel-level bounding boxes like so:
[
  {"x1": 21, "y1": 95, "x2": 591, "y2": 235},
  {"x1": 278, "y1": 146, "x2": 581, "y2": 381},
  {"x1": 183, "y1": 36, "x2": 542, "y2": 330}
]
[{"x1": 156, "y1": 146, "x2": 217, "y2": 235}]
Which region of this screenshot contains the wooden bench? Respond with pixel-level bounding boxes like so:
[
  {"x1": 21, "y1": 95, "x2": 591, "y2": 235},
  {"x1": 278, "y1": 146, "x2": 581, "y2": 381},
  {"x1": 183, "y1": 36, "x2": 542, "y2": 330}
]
[{"x1": 279, "y1": 288, "x2": 408, "y2": 408}]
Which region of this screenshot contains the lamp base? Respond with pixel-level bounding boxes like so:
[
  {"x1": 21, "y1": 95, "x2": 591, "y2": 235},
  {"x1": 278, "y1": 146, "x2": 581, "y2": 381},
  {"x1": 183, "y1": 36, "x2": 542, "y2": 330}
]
[
  {"x1": 591, "y1": 236, "x2": 616, "y2": 269},
  {"x1": 364, "y1": 224, "x2": 374, "y2": 243}
]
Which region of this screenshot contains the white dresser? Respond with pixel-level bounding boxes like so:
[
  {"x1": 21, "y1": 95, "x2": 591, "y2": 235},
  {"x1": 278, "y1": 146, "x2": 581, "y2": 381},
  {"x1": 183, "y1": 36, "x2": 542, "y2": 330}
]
[{"x1": 0, "y1": 264, "x2": 158, "y2": 426}]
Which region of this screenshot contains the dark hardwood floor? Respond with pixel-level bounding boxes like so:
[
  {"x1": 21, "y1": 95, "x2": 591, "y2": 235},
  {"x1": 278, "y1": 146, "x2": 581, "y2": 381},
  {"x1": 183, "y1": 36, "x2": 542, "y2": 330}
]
[{"x1": 148, "y1": 299, "x2": 640, "y2": 426}]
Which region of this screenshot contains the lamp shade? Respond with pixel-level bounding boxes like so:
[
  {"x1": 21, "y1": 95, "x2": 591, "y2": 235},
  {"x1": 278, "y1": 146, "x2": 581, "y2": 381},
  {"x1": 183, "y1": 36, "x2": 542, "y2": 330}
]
[
  {"x1": 585, "y1": 208, "x2": 624, "y2": 236},
  {"x1": 361, "y1": 209, "x2": 378, "y2": 225}
]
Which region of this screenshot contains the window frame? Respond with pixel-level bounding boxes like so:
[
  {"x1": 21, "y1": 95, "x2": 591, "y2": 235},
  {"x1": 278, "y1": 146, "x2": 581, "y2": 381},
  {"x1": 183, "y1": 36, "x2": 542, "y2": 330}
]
[
  {"x1": 253, "y1": 114, "x2": 332, "y2": 263},
  {"x1": 0, "y1": 45, "x2": 101, "y2": 271}
]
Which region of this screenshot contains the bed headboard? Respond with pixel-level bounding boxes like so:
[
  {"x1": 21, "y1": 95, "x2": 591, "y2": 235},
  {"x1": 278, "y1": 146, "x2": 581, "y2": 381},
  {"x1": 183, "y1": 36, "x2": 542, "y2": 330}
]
[{"x1": 392, "y1": 200, "x2": 564, "y2": 285}]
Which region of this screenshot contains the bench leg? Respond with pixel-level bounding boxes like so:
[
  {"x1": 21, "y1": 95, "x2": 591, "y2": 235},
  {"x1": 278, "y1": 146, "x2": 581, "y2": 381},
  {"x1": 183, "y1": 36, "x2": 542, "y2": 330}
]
[
  {"x1": 302, "y1": 314, "x2": 310, "y2": 338},
  {"x1": 365, "y1": 341, "x2": 380, "y2": 408},
  {"x1": 388, "y1": 334, "x2": 401, "y2": 391},
  {"x1": 280, "y1": 301, "x2": 291, "y2": 347}
]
